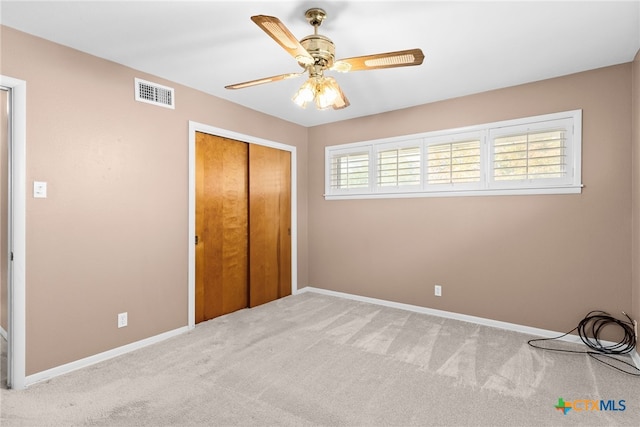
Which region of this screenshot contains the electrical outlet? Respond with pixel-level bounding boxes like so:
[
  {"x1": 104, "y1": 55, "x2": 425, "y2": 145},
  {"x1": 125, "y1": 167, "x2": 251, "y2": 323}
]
[
  {"x1": 434, "y1": 285, "x2": 442, "y2": 297},
  {"x1": 118, "y1": 312, "x2": 128, "y2": 328}
]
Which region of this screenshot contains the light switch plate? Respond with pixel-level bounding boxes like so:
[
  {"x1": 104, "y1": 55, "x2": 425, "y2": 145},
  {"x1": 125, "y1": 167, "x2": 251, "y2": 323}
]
[{"x1": 33, "y1": 181, "x2": 47, "y2": 198}]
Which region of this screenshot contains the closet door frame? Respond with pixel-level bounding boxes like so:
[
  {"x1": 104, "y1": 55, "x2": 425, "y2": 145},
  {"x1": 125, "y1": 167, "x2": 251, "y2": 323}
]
[{"x1": 187, "y1": 121, "x2": 297, "y2": 329}]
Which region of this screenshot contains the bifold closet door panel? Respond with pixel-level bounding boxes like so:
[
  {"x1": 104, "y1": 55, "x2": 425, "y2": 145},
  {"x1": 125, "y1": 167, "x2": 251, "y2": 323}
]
[
  {"x1": 195, "y1": 132, "x2": 249, "y2": 323},
  {"x1": 249, "y1": 144, "x2": 292, "y2": 308}
]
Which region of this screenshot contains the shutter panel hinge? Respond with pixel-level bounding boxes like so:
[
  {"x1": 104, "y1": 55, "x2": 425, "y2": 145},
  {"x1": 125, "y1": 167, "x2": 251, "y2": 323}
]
[{"x1": 195, "y1": 235, "x2": 199, "y2": 245}]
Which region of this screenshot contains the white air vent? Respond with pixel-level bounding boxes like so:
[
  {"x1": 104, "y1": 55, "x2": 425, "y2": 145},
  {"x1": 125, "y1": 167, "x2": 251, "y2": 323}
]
[{"x1": 135, "y1": 78, "x2": 175, "y2": 109}]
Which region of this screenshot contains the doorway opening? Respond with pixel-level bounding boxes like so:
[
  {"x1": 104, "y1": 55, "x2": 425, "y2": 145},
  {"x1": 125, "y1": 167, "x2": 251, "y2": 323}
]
[
  {"x1": 0, "y1": 75, "x2": 26, "y2": 390},
  {"x1": 1, "y1": 85, "x2": 9, "y2": 389}
]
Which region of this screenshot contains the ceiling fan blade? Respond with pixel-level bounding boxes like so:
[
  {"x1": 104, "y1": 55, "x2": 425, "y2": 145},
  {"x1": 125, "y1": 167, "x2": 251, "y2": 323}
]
[
  {"x1": 251, "y1": 15, "x2": 315, "y2": 66},
  {"x1": 332, "y1": 48, "x2": 425, "y2": 72},
  {"x1": 225, "y1": 72, "x2": 302, "y2": 90}
]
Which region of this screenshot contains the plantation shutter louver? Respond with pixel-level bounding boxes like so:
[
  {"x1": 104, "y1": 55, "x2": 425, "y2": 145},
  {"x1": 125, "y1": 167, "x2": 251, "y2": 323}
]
[
  {"x1": 377, "y1": 146, "x2": 421, "y2": 187},
  {"x1": 427, "y1": 140, "x2": 481, "y2": 184},
  {"x1": 330, "y1": 151, "x2": 370, "y2": 189},
  {"x1": 493, "y1": 130, "x2": 566, "y2": 181}
]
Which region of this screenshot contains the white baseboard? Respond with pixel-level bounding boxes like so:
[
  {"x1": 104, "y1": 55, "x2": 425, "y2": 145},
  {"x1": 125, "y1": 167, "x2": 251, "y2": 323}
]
[
  {"x1": 297, "y1": 286, "x2": 640, "y2": 370},
  {"x1": 25, "y1": 326, "x2": 190, "y2": 388},
  {"x1": 632, "y1": 350, "x2": 640, "y2": 369},
  {"x1": 19, "y1": 288, "x2": 640, "y2": 387}
]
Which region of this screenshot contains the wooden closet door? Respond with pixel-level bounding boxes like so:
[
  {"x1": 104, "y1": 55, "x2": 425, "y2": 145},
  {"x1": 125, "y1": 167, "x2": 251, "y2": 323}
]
[
  {"x1": 249, "y1": 144, "x2": 292, "y2": 307},
  {"x1": 195, "y1": 132, "x2": 248, "y2": 323}
]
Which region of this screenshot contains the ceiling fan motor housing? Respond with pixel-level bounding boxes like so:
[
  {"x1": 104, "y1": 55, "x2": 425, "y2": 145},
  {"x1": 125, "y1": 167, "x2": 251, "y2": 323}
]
[{"x1": 300, "y1": 34, "x2": 335, "y2": 70}]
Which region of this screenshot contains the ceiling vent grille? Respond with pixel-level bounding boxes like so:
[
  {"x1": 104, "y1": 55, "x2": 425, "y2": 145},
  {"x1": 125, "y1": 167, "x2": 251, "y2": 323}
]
[{"x1": 135, "y1": 78, "x2": 175, "y2": 109}]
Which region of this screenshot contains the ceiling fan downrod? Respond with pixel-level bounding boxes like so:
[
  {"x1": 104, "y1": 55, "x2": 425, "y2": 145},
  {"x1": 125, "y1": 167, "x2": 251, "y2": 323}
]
[{"x1": 305, "y1": 7, "x2": 326, "y2": 31}]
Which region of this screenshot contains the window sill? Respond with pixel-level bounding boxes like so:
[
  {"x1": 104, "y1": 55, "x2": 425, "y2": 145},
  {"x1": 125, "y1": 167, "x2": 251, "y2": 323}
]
[{"x1": 324, "y1": 185, "x2": 584, "y2": 200}]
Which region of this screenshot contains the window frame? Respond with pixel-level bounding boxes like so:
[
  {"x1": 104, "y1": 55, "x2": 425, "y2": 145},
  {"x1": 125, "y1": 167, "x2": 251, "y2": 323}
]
[
  {"x1": 488, "y1": 117, "x2": 576, "y2": 190},
  {"x1": 326, "y1": 144, "x2": 374, "y2": 195},
  {"x1": 324, "y1": 109, "x2": 582, "y2": 200}
]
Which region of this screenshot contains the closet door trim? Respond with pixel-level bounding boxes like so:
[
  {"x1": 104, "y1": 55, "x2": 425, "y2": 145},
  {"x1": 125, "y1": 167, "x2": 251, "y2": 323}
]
[{"x1": 187, "y1": 121, "x2": 297, "y2": 329}]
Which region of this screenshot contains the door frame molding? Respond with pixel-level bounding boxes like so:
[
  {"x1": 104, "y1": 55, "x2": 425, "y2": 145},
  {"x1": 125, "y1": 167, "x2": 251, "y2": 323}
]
[
  {"x1": 187, "y1": 121, "x2": 297, "y2": 328},
  {"x1": 1, "y1": 75, "x2": 27, "y2": 390}
]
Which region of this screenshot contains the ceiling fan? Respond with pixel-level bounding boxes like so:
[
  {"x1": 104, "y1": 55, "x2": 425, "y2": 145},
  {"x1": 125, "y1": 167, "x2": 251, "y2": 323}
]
[{"x1": 225, "y1": 8, "x2": 425, "y2": 110}]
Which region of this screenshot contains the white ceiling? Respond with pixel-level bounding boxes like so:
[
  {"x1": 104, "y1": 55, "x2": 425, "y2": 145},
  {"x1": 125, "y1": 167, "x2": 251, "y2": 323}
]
[{"x1": 2, "y1": 1, "x2": 639, "y2": 127}]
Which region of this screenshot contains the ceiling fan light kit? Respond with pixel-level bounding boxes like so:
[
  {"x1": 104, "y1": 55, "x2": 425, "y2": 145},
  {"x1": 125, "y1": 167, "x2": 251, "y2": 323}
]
[
  {"x1": 225, "y1": 8, "x2": 424, "y2": 111},
  {"x1": 292, "y1": 76, "x2": 349, "y2": 110}
]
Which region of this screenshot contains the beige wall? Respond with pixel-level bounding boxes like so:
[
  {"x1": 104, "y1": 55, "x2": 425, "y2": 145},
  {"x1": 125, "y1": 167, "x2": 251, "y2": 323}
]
[
  {"x1": 1, "y1": 23, "x2": 637, "y2": 376},
  {"x1": 633, "y1": 49, "x2": 640, "y2": 357},
  {"x1": 0, "y1": 26, "x2": 309, "y2": 375},
  {"x1": 308, "y1": 64, "x2": 634, "y2": 335}
]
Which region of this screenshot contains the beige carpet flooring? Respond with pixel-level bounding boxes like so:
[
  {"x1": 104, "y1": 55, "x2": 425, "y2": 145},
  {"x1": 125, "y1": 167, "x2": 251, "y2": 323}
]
[{"x1": 1, "y1": 291, "x2": 639, "y2": 426}]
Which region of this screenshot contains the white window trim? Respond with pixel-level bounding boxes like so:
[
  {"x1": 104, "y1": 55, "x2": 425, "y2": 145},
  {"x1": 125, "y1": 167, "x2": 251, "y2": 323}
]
[{"x1": 325, "y1": 110, "x2": 582, "y2": 200}]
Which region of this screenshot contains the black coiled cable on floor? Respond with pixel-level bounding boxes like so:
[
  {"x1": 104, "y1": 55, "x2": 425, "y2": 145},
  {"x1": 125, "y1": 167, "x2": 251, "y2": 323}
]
[{"x1": 528, "y1": 310, "x2": 640, "y2": 376}]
